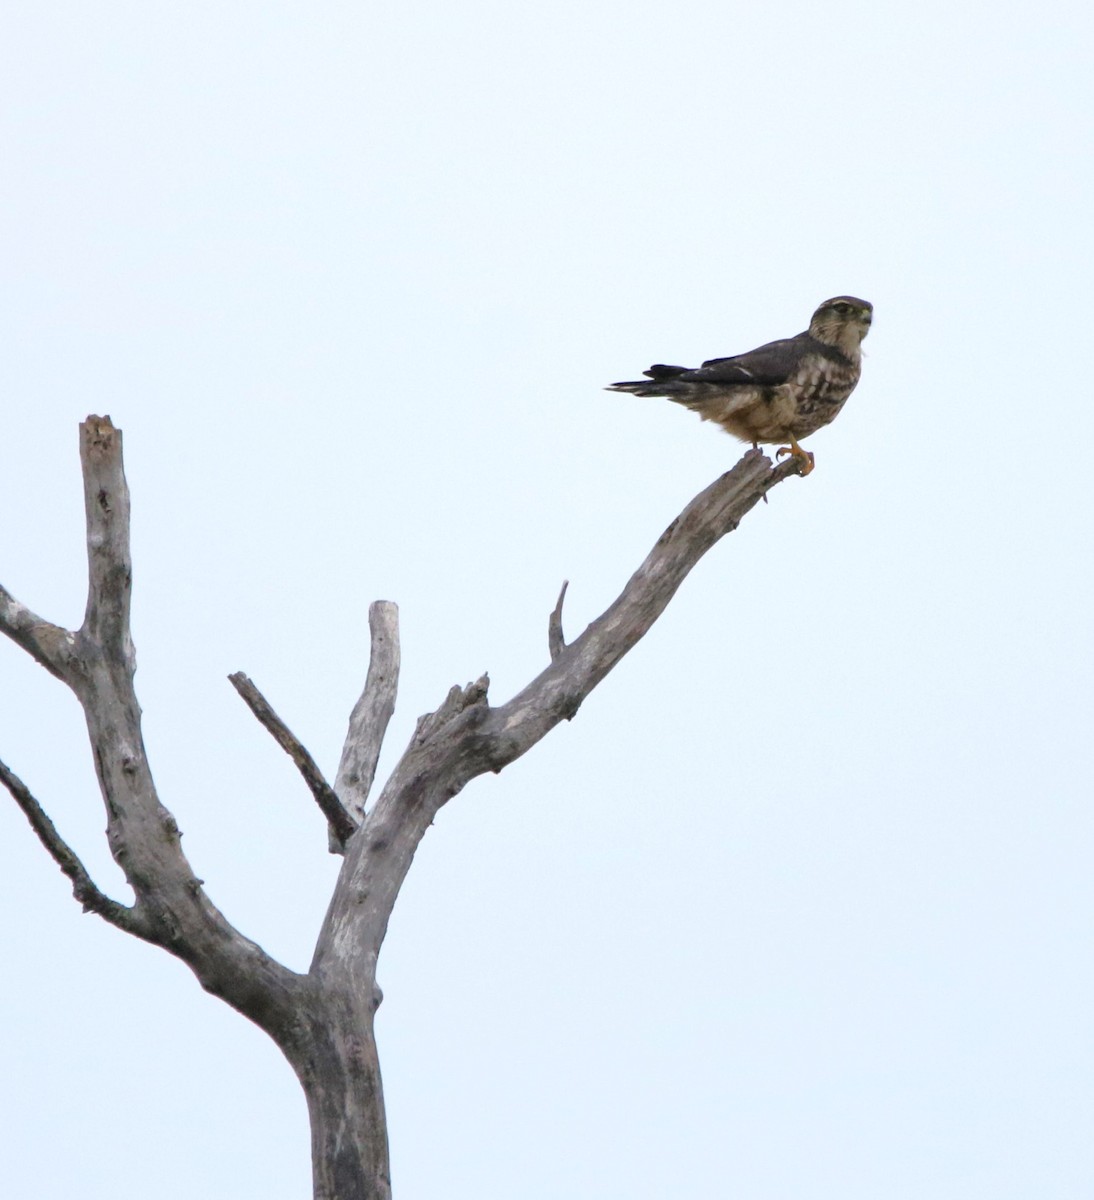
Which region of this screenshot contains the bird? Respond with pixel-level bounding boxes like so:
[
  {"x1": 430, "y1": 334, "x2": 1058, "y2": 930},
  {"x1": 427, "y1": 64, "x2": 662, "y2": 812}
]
[{"x1": 606, "y1": 296, "x2": 873, "y2": 475}]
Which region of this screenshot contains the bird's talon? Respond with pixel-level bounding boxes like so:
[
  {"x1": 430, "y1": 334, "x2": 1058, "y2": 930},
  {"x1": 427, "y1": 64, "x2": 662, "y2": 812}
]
[{"x1": 776, "y1": 439, "x2": 815, "y2": 475}]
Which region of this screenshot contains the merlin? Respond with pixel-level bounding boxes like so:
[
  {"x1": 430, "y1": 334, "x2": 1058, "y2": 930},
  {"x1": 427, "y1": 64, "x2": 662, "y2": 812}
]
[{"x1": 606, "y1": 296, "x2": 873, "y2": 474}]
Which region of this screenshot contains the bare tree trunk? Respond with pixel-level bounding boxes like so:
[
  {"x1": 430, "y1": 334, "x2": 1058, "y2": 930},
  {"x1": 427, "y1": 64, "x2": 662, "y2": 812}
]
[
  {"x1": 0, "y1": 416, "x2": 803, "y2": 1194},
  {"x1": 283, "y1": 990, "x2": 391, "y2": 1200}
]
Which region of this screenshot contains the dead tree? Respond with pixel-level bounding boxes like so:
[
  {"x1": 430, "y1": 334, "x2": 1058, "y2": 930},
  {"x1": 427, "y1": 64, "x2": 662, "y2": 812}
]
[{"x1": 0, "y1": 416, "x2": 802, "y2": 1199}]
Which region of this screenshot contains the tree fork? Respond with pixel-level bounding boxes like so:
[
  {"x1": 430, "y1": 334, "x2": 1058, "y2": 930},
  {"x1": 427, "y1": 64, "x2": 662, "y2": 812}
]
[{"x1": 0, "y1": 417, "x2": 803, "y2": 1197}]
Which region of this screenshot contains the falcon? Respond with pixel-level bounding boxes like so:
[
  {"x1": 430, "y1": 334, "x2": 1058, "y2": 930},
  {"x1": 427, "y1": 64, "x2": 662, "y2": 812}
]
[{"x1": 606, "y1": 296, "x2": 873, "y2": 474}]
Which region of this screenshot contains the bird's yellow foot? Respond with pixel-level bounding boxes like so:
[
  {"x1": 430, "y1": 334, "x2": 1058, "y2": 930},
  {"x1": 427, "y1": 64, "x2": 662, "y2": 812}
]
[{"x1": 776, "y1": 436, "x2": 815, "y2": 476}]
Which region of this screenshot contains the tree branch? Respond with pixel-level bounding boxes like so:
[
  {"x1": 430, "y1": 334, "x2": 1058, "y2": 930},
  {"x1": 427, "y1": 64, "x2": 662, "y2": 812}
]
[
  {"x1": 78, "y1": 415, "x2": 134, "y2": 655},
  {"x1": 0, "y1": 416, "x2": 308, "y2": 1035},
  {"x1": 0, "y1": 585, "x2": 78, "y2": 683},
  {"x1": 489, "y1": 449, "x2": 802, "y2": 760},
  {"x1": 334, "y1": 600, "x2": 400, "y2": 826},
  {"x1": 0, "y1": 756, "x2": 149, "y2": 935},
  {"x1": 229, "y1": 671, "x2": 357, "y2": 847},
  {"x1": 313, "y1": 448, "x2": 804, "y2": 982},
  {"x1": 5, "y1": 418, "x2": 812, "y2": 1197},
  {"x1": 547, "y1": 580, "x2": 569, "y2": 662}
]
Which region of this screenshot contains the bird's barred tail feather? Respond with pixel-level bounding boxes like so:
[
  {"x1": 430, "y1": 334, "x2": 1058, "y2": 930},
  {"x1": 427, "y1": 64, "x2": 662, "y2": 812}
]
[
  {"x1": 606, "y1": 363, "x2": 692, "y2": 400},
  {"x1": 606, "y1": 379, "x2": 677, "y2": 397}
]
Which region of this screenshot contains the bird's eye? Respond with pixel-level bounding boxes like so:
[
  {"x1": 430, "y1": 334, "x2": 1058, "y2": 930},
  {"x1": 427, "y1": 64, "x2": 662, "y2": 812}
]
[{"x1": 834, "y1": 302, "x2": 851, "y2": 314}]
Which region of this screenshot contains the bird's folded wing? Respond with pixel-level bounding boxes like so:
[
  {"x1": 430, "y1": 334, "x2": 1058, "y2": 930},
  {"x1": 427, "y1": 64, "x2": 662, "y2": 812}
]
[{"x1": 690, "y1": 335, "x2": 804, "y2": 386}]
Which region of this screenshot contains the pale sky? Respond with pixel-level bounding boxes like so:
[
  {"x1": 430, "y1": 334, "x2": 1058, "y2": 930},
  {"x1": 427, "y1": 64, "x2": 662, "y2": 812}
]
[{"x1": 2, "y1": 2, "x2": 1093, "y2": 1197}]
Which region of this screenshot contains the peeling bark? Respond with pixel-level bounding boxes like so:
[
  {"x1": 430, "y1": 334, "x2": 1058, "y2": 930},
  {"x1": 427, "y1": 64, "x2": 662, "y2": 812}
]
[{"x1": 0, "y1": 419, "x2": 803, "y2": 1197}]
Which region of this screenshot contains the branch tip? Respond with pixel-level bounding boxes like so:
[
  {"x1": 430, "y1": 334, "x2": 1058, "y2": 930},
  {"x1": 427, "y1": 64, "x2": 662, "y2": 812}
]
[
  {"x1": 78, "y1": 412, "x2": 134, "y2": 655},
  {"x1": 228, "y1": 671, "x2": 357, "y2": 846},
  {"x1": 548, "y1": 579, "x2": 570, "y2": 661},
  {"x1": 333, "y1": 602, "x2": 401, "y2": 845}
]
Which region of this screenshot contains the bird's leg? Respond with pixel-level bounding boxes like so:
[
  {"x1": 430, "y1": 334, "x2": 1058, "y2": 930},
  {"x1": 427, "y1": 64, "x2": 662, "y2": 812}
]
[{"x1": 776, "y1": 434, "x2": 815, "y2": 476}]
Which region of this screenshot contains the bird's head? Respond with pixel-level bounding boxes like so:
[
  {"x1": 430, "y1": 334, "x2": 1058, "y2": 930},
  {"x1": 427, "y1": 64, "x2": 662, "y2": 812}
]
[{"x1": 809, "y1": 296, "x2": 873, "y2": 356}]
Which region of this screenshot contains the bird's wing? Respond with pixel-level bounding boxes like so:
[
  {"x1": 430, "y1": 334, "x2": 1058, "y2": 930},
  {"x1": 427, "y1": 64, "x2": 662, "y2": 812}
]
[{"x1": 684, "y1": 334, "x2": 807, "y2": 385}]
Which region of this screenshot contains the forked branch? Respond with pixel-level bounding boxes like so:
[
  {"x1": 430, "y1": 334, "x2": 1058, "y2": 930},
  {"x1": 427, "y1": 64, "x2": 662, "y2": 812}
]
[
  {"x1": 2, "y1": 416, "x2": 302, "y2": 1036},
  {"x1": 2, "y1": 417, "x2": 808, "y2": 1200},
  {"x1": 314, "y1": 447, "x2": 805, "y2": 983},
  {"x1": 228, "y1": 603, "x2": 400, "y2": 854}
]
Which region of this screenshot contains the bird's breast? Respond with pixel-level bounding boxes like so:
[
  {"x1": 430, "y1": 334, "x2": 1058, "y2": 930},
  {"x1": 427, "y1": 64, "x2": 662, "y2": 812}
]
[{"x1": 786, "y1": 355, "x2": 860, "y2": 436}]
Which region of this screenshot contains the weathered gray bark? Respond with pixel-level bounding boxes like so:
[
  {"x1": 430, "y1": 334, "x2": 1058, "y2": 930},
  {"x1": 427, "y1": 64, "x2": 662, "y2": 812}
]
[{"x1": 0, "y1": 416, "x2": 802, "y2": 1199}]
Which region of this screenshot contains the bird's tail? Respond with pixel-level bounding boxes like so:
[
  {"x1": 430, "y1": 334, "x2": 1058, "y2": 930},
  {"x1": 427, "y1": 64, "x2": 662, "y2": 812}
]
[{"x1": 605, "y1": 363, "x2": 691, "y2": 399}]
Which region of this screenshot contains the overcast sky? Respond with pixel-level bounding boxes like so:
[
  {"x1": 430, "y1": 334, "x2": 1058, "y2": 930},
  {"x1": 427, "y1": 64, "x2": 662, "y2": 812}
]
[{"x1": 2, "y1": 2, "x2": 1092, "y2": 1198}]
